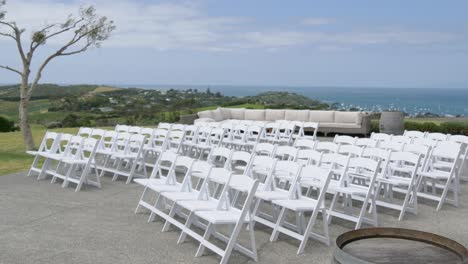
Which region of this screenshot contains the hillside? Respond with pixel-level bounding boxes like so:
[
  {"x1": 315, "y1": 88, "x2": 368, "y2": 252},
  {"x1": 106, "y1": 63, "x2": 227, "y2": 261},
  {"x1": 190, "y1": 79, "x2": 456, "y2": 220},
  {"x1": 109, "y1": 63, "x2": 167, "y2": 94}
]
[
  {"x1": 0, "y1": 84, "x2": 110, "y2": 100},
  {"x1": 244, "y1": 91, "x2": 323, "y2": 108}
]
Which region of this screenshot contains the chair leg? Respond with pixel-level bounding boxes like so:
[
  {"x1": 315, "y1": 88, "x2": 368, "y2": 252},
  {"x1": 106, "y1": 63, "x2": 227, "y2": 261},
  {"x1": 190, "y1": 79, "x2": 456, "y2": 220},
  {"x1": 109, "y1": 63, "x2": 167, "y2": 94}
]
[
  {"x1": 178, "y1": 212, "x2": 195, "y2": 244},
  {"x1": 195, "y1": 223, "x2": 214, "y2": 257},
  {"x1": 270, "y1": 207, "x2": 287, "y2": 242},
  {"x1": 248, "y1": 221, "x2": 258, "y2": 262},
  {"x1": 162, "y1": 201, "x2": 177, "y2": 232}
]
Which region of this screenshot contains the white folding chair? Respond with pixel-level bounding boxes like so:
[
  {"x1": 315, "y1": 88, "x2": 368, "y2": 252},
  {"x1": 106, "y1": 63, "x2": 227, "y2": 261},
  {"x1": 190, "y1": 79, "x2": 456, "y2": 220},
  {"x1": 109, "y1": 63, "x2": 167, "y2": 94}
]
[
  {"x1": 128, "y1": 126, "x2": 142, "y2": 134},
  {"x1": 296, "y1": 149, "x2": 322, "y2": 166},
  {"x1": 243, "y1": 125, "x2": 263, "y2": 151},
  {"x1": 48, "y1": 137, "x2": 101, "y2": 192},
  {"x1": 115, "y1": 124, "x2": 130, "y2": 133},
  {"x1": 375, "y1": 151, "x2": 421, "y2": 220},
  {"x1": 158, "y1": 122, "x2": 172, "y2": 131},
  {"x1": 226, "y1": 150, "x2": 252, "y2": 175},
  {"x1": 417, "y1": 141, "x2": 462, "y2": 211},
  {"x1": 298, "y1": 122, "x2": 319, "y2": 141},
  {"x1": 35, "y1": 133, "x2": 73, "y2": 180},
  {"x1": 178, "y1": 173, "x2": 260, "y2": 264},
  {"x1": 449, "y1": 135, "x2": 468, "y2": 181},
  {"x1": 26, "y1": 131, "x2": 61, "y2": 177},
  {"x1": 370, "y1": 132, "x2": 391, "y2": 143},
  {"x1": 327, "y1": 157, "x2": 381, "y2": 229},
  {"x1": 337, "y1": 144, "x2": 364, "y2": 157},
  {"x1": 89, "y1": 128, "x2": 105, "y2": 139},
  {"x1": 270, "y1": 165, "x2": 333, "y2": 254},
  {"x1": 390, "y1": 135, "x2": 412, "y2": 144}
]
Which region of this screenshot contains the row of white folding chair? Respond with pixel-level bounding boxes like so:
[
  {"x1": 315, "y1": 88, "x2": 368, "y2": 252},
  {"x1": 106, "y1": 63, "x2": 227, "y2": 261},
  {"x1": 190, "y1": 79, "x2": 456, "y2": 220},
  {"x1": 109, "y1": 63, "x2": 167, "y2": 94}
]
[
  {"x1": 27, "y1": 132, "x2": 101, "y2": 191},
  {"x1": 134, "y1": 150, "x2": 260, "y2": 264}
]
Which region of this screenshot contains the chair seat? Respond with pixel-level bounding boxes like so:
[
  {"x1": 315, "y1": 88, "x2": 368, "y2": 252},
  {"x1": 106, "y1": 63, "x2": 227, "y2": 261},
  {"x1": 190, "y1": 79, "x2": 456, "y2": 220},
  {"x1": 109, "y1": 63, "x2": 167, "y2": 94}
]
[
  {"x1": 176, "y1": 199, "x2": 218, "y2": 212},
  {"x1": 418, "y1": 170, "x2": 451, "y2": 180},
  {"x1": 329, "y1": 185, "x2": 368, "y2": 196},
  {"x1": 377, "y1": 176, "x2": 412, "y2": 186},
  {"x1": 162, "y1": 191, "x2": 200, "y2": 202},
  {"x1": 134, "y1": 178, "x2": 166, "y2": 186},
  {"x1": 26, "y1": 150, "x2": 40, "y2": 156},
  {"x1": 255, "y1": 190, "x2": 289, "y2": 201},
  {"x1": 59, "y1": 157, "x2": 90, "y2": 165},
  {"x1": 273, "y1": 198, "x2": 319, "y2": 211},
  {"x1": 148, "y1": 184, "x2": 181, "y2": 193},
  {"x1": 195, "y1": 209, "x2": 249, "y2": 224},
  {"x1": 112, "y1": 152, "x2": 138, "y2": 159}
]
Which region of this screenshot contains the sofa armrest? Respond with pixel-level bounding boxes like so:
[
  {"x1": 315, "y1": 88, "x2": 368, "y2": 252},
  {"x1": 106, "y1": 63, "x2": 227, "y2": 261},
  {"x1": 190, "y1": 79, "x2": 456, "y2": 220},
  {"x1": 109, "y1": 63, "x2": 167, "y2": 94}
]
[
  {"x1": 361, "y1": 113, "x2": 371, "y2": 135},
  {"x1": 179, "y1": 114, "x2": 198, "y2": 124}
]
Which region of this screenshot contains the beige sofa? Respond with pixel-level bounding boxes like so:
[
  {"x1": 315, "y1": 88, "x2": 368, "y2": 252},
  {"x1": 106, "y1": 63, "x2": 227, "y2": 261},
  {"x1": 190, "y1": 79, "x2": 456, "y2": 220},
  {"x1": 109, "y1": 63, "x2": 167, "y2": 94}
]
[{"x1": 193, "y1": 108, "x2": 371, "y2": 135}]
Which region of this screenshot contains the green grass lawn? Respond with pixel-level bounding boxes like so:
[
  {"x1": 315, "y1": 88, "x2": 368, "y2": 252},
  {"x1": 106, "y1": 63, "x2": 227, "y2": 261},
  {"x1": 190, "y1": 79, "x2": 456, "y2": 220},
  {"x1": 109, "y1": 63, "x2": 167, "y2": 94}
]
[{"x1": 0, "y1": 125, "x2": 79, "y2": 176}]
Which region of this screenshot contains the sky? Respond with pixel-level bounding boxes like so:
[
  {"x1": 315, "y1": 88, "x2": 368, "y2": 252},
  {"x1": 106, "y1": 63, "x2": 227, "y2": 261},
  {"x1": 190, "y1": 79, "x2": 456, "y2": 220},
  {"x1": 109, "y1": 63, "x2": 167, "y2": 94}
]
[{"x1": 1, "y1": 0, "x2": 468, "y2": 88}]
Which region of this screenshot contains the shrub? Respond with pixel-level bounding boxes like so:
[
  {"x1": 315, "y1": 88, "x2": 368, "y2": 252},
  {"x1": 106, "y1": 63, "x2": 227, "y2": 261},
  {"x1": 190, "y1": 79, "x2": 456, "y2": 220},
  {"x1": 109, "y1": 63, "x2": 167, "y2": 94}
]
[
  {"x1": 0, "y1": 116, "x2": 16, "y2": 132},
  {"x1": 61, "y1": 114, "x2": 92, "y2": 128},
  {"x1": 439, "y1": 122, "x2": 468, "y2": 135}
]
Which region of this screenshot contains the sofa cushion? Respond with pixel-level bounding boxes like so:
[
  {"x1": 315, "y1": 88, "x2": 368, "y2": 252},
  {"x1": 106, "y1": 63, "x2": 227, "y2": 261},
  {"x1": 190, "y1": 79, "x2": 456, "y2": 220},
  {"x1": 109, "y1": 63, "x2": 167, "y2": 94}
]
[
  {"x1": 212, "y1": 108, "x2": 223, "y2": 121},
  {"x1": 284, "y1": 110, "x2": 309, "y2": 122},
  {"x1": 218, "y1": 108, "x2": 231, "y2": 120},
  {"x1": 229, "y1": 108, "x2": 245, "y2": 120},
  {"x1": 244, "y1": 109, "x2": 265, "y2": 121},
  {"x1": 198, "y1": 110, "x2": 214, "y2": 119},
  {"x1": 309, "y1": 111, "x2": 335, "y2": 123},
  {"x1": 265, "y1": 109, "x2": 285, "y2": 121},
  {"x1": 319, "y1": 123, "x2": 361, "y2": 129},
  {"x1": 334, "y1": 111, "x2": 362, "y2": 124}
]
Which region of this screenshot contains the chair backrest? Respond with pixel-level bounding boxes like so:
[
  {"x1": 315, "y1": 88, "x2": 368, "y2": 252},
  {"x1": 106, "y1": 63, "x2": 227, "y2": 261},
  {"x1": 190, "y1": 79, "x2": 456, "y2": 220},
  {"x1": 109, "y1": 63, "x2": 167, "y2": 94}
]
[
  {"x1": 168, "y1": 156, "x2": 195, "y2": 185},
  {"x1": 386, "y1": 151, "x2": 421, "y2": 181},
  {"x1": 370, "y1": 132, "x2": 391, "y2": 142},
  {"x1": 361, "y1": 147, "x2": 391, "y2": 162},
  {"x1": 297, "y1": 149, "x2": 323, "y2": 165},
  {"x1": 334, "y1": 135, "x2": 356, "y2": 146},
  {"x1": 253, "y1": 142, "x2": 276, "y2": 157},
  {"x1": 89, "y1": 128, "x2": 105, "y2": 139},
  {"x1": 274, "y1": 146, "x2": 298, "y2": 161},
  {"x1": 216, "y1": 173, "x2": 259, "y2": 217},
  {"x1": 57, "y1": 133, "x2": 73, "y2": 154},
  {"x1": 183, "y1": 125, "x2": 199, "y2": 142},
  {"x1": 63, "y1": 135, "x2": 85, "y2": 158},
  {"x1": 125, "y1": 134, "x2": 146, "y2": 155},
  {"x1": 245, "y1": 125, "x2": 262, "y2": 143},
  {"x1": 297, "y1": 165, "x2": 333, "y2": 203},
  {"x1": 167, "y1": 130, "x2": 185, "y2": 153},
  {"x1": 151, "y1": 151, "x2": 178, "y2": 179},
  {"x1": 81, "y1": 137, "x2": 100, "y2": 162},
  {"x1": 449, "y1": 135, "x2": 468, "y2": 145},
  {"x1": 390, "y1": 135, "x2": 412, "y2": 144},
  {"x1": 209, "y1": 128, "x2": 225, "y2": 146},
  {"x1": 158, "y1": 122, "x2": 172, "y2": 131},
  {"x1": 78, "y1": 127, "x2": 93, "y2": 137},
  {"x1": 170, "y1": 124, "x2": 186, "y2": 132},
  {"x1": 140, "y1": 127, "x2": 154, "y2": 137},
  {"x1": 413, "y1": 137, "x2": 439, "y2": 148},
  {"x1": 272, "y1": 160, "x2": 302, "y2": 183},
  {"x1": 378, "y1": 140, "x2": 405, "y2": 151},
  {"x1": 128, "y1": 126, "x2": 142, "y2": 134},
  {"x1": 426, "y1": 132, "x2": 448, "y2": 142},
  {"x1": 228, "y1": 124, "x2": 248, "y2": 142},
  {"x1": 338, "y1": 144, "x2": 364, "y2": 157},
  {"x1": 115, "y1": 124, "x2": 130, "y2": 132},
  {"x1": 207, "y1": 147, "x2": 232, "y2": 167},
  {"x1": 345, "y1": 157, "x2": 381, "y2": 188},
  {"x1": 246, "y1": 155, "x2": 276, "y2": 180},
  {"x1": 320, "y1": 153, "x2": 350, "y2": 174},
  {"x1": 37, "y1": 131, "x2": 60, "y2": 153},
  {"x1": 430, "y1": 141, "x2": 462, "y2": 161},
  {"x1": 403, "y1": 130, "x2": 426, "y2": 140},
  {"x1": 227, "y1": 151, "x2": 252, "y2": 174},
  {"x1": 300, "y1": 122, "x2": 319, "y2": 140},
  {"x1": 315, "y1": 141, "x2": 339, "y2": 154},
  {"x1": 294, "y1": 138, "x2": 316, "y2": 150},
  {"x1": 355, "y1": 138, "x2": 377, "y2": 148}
]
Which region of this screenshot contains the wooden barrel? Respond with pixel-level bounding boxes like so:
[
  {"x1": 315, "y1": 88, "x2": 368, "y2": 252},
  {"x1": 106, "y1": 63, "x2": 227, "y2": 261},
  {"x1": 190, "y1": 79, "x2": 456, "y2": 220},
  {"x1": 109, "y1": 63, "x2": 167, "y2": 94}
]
[
  {"x1": 379, "y1": 111, "x2": 404, "y2": 135},
  {"x1": 333, "y1": 228, "x2": 468, "y2": 264}
]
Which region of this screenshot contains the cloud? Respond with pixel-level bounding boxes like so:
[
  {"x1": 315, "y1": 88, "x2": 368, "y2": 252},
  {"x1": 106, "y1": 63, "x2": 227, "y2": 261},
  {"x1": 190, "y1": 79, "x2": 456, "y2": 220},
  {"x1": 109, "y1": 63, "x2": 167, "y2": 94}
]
[
  {"x1": 302, "y1": 17, "x2": 334, "y2": 26},
  {"x1": 0, "y1": 0, "x2": 463, "y2": 52}
]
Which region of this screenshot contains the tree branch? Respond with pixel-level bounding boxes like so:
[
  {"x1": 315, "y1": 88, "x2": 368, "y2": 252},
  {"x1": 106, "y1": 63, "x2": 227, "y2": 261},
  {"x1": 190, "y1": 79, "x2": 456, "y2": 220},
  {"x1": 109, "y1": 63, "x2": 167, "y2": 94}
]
[
  {"x1": 0, "y1": 20, "x2": 16, "y2": 31},
  {"x1": 0, "y1": 64, "x2": 22, "y2": 75},
  {"x1": 0, "y1": 30, "x2": 15, "y2": 40}
]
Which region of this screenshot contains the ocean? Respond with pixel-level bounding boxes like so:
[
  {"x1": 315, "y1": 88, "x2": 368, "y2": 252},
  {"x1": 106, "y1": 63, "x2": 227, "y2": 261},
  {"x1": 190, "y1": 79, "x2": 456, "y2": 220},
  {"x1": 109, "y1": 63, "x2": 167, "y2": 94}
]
[{"x1": 119, "y1": 84, "x2": 468, "y2": 117}]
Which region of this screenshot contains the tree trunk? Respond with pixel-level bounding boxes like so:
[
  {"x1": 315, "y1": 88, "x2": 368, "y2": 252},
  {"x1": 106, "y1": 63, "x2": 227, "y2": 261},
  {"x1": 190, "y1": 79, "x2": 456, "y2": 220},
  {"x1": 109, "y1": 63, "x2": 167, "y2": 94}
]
[{"x1": 19, "y1": 84, "x2": 35, "y2": 150}]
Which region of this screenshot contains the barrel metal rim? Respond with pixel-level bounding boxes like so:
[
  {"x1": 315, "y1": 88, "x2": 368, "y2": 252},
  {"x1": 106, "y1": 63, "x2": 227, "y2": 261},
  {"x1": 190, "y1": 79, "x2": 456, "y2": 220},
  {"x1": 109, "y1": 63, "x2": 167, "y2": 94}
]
[{"x1": 334, "y1": 227, "x2": 468, "y2": 264}]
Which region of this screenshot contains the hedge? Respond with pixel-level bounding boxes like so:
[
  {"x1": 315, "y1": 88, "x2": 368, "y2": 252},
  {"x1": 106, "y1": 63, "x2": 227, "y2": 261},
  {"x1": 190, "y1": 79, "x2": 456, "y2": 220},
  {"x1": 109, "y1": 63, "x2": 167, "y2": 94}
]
[
  {"x1": 0, "y1": 115, "x2": 16, "y2": 132},
  {"x1": 371, "y1": 120, "x2": 468, "y2": 136}
]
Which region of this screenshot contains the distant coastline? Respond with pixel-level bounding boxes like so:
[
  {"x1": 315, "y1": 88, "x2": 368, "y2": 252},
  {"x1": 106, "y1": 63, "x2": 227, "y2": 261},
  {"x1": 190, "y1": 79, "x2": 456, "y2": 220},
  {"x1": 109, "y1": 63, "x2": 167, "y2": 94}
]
[{"x1": 115, "y1": 84, "x2": 468, "y2": 117}]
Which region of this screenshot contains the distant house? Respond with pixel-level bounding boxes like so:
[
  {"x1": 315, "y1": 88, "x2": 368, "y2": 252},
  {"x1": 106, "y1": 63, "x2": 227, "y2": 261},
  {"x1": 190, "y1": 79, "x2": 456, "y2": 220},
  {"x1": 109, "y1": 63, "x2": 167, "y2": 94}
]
[
  {"x1": 99, "y1": 107, "x2": 114, "y2": 113},
  {"x1": 109, "y1": 97, "x2": 118, "y2": 104}
]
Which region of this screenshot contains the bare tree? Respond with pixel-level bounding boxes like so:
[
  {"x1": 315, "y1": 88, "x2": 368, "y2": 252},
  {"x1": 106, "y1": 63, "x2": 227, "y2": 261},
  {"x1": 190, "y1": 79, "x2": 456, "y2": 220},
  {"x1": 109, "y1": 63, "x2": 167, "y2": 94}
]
[{"x1": 0, "y1": 0, "x2": 115, "y2": 150}]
